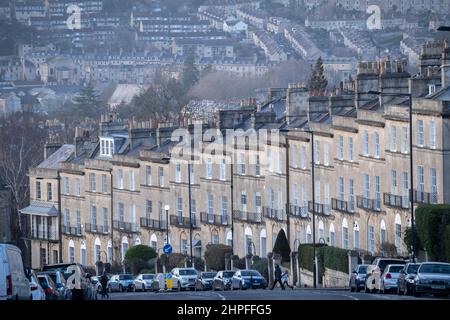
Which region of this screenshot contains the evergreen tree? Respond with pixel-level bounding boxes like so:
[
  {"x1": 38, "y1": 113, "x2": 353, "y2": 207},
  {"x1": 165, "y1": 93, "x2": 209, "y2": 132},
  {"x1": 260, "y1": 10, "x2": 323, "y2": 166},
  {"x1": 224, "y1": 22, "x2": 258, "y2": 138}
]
[
  {"x1": 181, "y1": 49, "x2": 199, "y2": 91},
  {"x1": 72, "y1": 83, "x2": 104, "y2": 119},
  {"x1": 307, "y1": 57, "x2": 328, "y2": 96},
  {"x1": 272, "y1": 229, "x2": 291, "y2": 262}
]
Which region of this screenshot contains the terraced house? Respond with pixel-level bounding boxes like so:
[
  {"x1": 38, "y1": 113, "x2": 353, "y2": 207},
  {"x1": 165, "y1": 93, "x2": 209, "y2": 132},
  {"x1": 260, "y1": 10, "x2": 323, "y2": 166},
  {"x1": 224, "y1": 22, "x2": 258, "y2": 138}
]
[{"x1": 20, "y1": 40, "x2": 450, "y2": 270}]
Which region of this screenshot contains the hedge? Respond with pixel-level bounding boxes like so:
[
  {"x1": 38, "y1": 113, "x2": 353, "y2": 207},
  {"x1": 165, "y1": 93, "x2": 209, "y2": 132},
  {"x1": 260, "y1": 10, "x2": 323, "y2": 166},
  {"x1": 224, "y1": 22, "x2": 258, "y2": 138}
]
[
  {"x1": 204, "y1": 244, "x2": 233, "y2": 271},
  {"x1": 445, "y1": 225, "x2": 450, "y2": 262},
  {"x1": 298, "y1": 244, "x2": 351, "y2": 274},
  {"x1": 415, "y1": 204, "x2": 450, "y2": 261},
  {"x1": 251, "y1": 258, "x2": 269, "y2": 280},
  {"x1": 322, "y1": 246, "x2": 349, "y2": 274}
]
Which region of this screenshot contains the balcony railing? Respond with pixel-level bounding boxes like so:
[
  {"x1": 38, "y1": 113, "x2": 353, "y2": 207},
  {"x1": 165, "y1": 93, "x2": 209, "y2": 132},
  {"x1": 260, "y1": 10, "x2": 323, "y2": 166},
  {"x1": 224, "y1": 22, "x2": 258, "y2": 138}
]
[
  {"x1": 200, "y1": 212, "x2": 228, "y2": 226},
  {"x1": 140, "y1": 217, "x2": 167, "y2": 231},
  {"x1": 414, "y1": 190, "x2": 438, "y2": 205},
  {"x1": 113, "y1": 220, "x2": 139, "y2": 233},
  {"x1": 356, "y1": 196, "x2": 381, "y2": 212},
  {"x1": 84, "y1": 223, "x2": 109, "y2": 234},
  {"x1": 27, "y1": 229, "x2": 59, "y2": 241},
  {"x1": 383, "y1": 193, "x2": 409, "y2": 209},
  {"x1": 232, "y1": 210, "x2": 264, "y2": 224},
  {"x1": 169, "y1": 215, "x2": 199, "y2": 229},
  {"x1": 289, "y1": 205, "x2": 309, "y2": 219},
  {"x1": 331, "y1": 198, "x2": 355, "y2": 214},
  {"x1": 308, "y1": 201, "x2": 332, "y2": 216},
  {"x1": 262, "y1": 207, "x2": 285, "y2": 222},
  {"x1": 62, "y1": 225, "x2": 84, "y2": 237}
]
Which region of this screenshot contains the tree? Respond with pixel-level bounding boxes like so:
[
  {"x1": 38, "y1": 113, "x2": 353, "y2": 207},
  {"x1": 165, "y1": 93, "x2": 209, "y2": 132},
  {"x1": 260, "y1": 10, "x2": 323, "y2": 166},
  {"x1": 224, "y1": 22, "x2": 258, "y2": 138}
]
[
  {"x1": 72, "y1": 83, "x2": 105, "y2": 120},
  {"x1": 204, "y1": 244, "x2": 233, "y2": 271},
  {"x1": 181, "y1": 50, "x2": 199, "y2": 91},
  {"x1": 272, "y1": 229, "x2": 291, "y2": 262},
  {"x1": 124, "y1": 245, "x2": 157, "y2": 274},
  {"x1": 307, "y1": 57, "x2": 328, "y2": 96}
]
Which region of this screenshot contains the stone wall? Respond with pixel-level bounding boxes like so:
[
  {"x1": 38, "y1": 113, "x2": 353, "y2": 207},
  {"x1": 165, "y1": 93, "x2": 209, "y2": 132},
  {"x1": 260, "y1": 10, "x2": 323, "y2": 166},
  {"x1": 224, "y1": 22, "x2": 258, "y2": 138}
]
[{"x1": 323, "y1": 268, "x2": 349, "y2": 288}]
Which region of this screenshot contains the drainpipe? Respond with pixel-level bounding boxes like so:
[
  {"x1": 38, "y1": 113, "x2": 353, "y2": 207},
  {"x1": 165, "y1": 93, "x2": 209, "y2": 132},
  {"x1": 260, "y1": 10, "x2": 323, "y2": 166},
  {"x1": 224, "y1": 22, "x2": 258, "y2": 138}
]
[{"x1": 57, "y1": 170, "x2": 62, "y2": 263}]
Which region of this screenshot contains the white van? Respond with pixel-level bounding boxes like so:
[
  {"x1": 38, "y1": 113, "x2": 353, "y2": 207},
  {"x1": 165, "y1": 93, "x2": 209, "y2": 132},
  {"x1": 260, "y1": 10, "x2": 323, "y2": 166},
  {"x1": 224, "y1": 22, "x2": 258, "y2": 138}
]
[{"x1": 0, "y1": 244, "x2": 31, "y2": 300}]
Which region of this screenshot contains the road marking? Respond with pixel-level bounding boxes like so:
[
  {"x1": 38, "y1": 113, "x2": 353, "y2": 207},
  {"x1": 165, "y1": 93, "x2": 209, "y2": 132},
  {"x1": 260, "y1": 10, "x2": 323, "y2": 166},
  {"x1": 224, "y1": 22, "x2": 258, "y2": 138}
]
[
  {"x1": 216, "y1": 293, "x2": 226, "y2": 300},
  {"x1": 341, "y1": 294, "x2": 359, "y2": 301}
]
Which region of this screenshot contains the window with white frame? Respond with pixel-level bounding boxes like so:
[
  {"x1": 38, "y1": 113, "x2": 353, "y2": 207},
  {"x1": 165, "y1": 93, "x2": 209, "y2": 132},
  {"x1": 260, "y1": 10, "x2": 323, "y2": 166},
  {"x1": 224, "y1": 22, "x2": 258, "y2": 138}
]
[
  {"x1": 348, "y1": 137, "x2": 354, "y2": 161},
  {"x1": 401, "y1": 127, "x2": 408, "y2": 153},
  {"x1": 176, "y1": 197, "x2": 183, "y2": 218},
  {"x1": 293, "y1": 183, "x2": 298, "y2": 206},
  {"x1": 301, "y1": 146, "x2": 306, "y2": 169},
  {"x1": 63, "y1": 177, "x2": 69, "y2": 195},
  {"x1": 324, "y1": 183, "x2": 330, "y2": 214},
  {"x1": 146, "y1": 166, "x2": 152, "y2": 186},
  {"x1": 390, "y1": 126, "x2": 397, "y2": 151},
  {"x1": 175, "y1": 164, "x2": 181, "y2": 183},
  {"x1": 64, "y1": 209, "x2": 70, "y2": 228},
  {"x1": 118, "y1": 203, "x2": 124, "y2": 223},
  {"x1": 342, "y1": 220, "x2": 349, "y2": 249},
  {"x1": 101, "y1": 174, "x2": 107, "y2": 193},
  {"x1": 158, "y1": 167, "x2": 164, "y2": 187},
  {"x1": 390, "y1": 170, "x2": 397, "y2": 196},
  {"x1": 100, "y1": 138, "x2": 114, "y2": 157},
  {"x1": 323, "y1": 143, "x2": 329, "y2": 166},
  {"x1": 277, "y1": 190, "x2": 283, "y2": 212},
  {"x1": 102, "y1": 208, "x2": 108, "y2": 230},
  {"x1": 301, "y1": 185, "x2": 307, "y2": 214},
  {"x1": 255, "y1": 154, "x2": 261, "y2": 176},
  {"x1": 363, "y1": 174, "x2": 370, "y2": 202},
  {"x1": 363, "y1": 130, "x2": 369, "y2": 156},
  {"x1": 130, "y1": 204, "x2": 136, "y2": 224},
  {"x1": 240, "y1": 192, "x2": 247, "y2": 212},
  {"x1": 269, "y1": 188, "x2": 275, "y2": 209},
  {"x1": 354, "y1": 224, "x2": 360, "y2": 250},
  {"x1": 190, "y1": 164, "x2": 195, "y2": 184},
  {"x1": 338, "y1": 135, "x2": 344, "y2": 160},
  {"x1": 76, "y1": 210, "x2": 81, "y2": 234},
  {"x1": 430, "y1": 168, "x2": 437, "y2": 203},
  {"x1": 374, "y1": 131, "x2": 380, "y2": 158},
  {"x1": 91, "y1": 205, "x2": 97, "y2": 230},
  {"x1": 208, "y1": 194, "x2": 214, "y2": 215},
  {"x1": 395, "y1": 221, "x2": 402, "y2": 252},
  {"x1": 329, "y1": 224, "x2": 335, "y2": 246},
  {"x1": 349, "y1": 179, "x2": 355, "y2": 211},
  {"x1": 268, "y1": 148, "x2": 273, "y2": 172},
  {"x1": 314, "y1": 140, "x2": 320, "y2": 164},
  {"x1": 220, "y1": 159, "x2": 226, "y2": 180},
  {"x1": 338, "y1": 177, "x2": 344, "y2": 202},
  {"x1": 221, "y1": 196, "x2": 227, "y2": 221},
  {"x1": 402, "y1": 172, "x2": 408, "y2": 208},
  {"x1": 368, "y1": 225, "x2": 375, "y2": 253},
  {"x1": 255, "y1": 192, "x2": 262, "y2": 214},
  {"x1": 417, "y1": 120, "x2": 424, "y2": 146},
  {"x1": 374, "y1": 175, "x2": 380, "y2": 210},
  {"x1": 181, "y1": 238, "x2": 187, "y2": 255},
  {"x1": 429, "y1": 119, "x2": 436, "y2": 148},
  {"x1": 292, "y1": 145, "x2": 298, "y2": 168},
  {"x1": 146, "y1": 200, "x2": 152, "y2": 220},
  {"x1": 117, "y1": 169, "x2": 123, "y2": 189},
  {"x1": 75, "y1": 178, "x2": 81, "y2": 196},
  {"x1": 129, "y1": 171, "x2": 135, "y2": 191},
  {"x1": 89, "y1": 173, "x2": 96, "y2": 192},
  {"x1": 417, "y1": 165, "x2": 425, "y2": 201},
  {"x1": 206, "y1": 158, "x2": 212, "y2": 179},
  {"x1": 239, "y1": 153, "x2": 246, "y2": 175}
]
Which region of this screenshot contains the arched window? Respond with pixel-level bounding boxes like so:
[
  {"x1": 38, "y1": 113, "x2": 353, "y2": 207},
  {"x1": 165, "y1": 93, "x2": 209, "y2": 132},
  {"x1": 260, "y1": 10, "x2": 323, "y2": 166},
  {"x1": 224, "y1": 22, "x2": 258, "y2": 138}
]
[
  {"x1": 194, "y1": 233, "x2": 202, "y2": 258},
  {"x1": 342, "y1": 218, "x2": 349, "y2": 249},
  {"x1": 329, "y1": 223, "x2": 335, "y2": 246},
  {"x1": 107, "y1": 239, "x2": 112, "y2": 263},
  {"x1": 80, "y1": 241, "x2": 86, "y2": 266},
  {"x1": 380, "y1": 220, "x2": 386, "y2": 244},
  {"x1": 318, "y1": 220, "x2": 324, "y2": 241},
  {"x1": 306, "y1": 224, "x2": 312, "y2": 243},
  {"x1": 394, "y1": 214, "x2": 402, "y2": 253},
  {"x1": 150, "y1": 234, "x2": 157, "y2": 250},
  {"x1": 353, "y1": 221, "x2": 360, "y2": 250},
  {"x1": 211, "y1": 229, "x2": 219, "y2": 244},
  {"x1": 134, "y1": 238, "x2": 141, "y2": 246},
  {"x1": 226, "y1": 231, "x2": 232, "y2": 247},
  {"x1": 121, "y1": 236, "x2": 128, "y2": 261},
  {"x1": 68, "y1": 240, "x2": 75, "y2": 263},
  {"x1": 260, "y1": 229, "x2": 267, "y2": 257},
  {"x1": 94, "y1": 237, "x2": 101, "y2": 263},
  {"x1": 245, "y1": 227, "x2": 253, "y2": 255},
  {"x1": 180, "y1": 232, "x2": 187, "y2": 255}
]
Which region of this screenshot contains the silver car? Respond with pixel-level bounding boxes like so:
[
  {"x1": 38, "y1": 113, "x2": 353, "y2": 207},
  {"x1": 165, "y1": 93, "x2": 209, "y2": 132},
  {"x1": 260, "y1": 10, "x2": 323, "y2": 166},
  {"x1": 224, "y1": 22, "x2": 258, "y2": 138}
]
[
  {"x1": 380, "y1": 264, "x2": 404, "y2": 294},
  {"x1": 413, "y1": 262, "x2": 450, "y2": 297},
  {"x1": 171, "y1": 268, "x2": 198, "y2": 291},
  {"x1": 134, "y1": 274, "x2": 155, "y2": 292}
]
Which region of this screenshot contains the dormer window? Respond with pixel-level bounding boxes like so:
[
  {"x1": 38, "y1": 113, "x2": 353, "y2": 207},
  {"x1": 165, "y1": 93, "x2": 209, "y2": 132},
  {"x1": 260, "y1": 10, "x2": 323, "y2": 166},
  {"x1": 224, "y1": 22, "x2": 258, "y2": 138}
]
[
  {"x1": 429, "y1": 84, "x2": 436, "y2": 95},
  {"x1": 100, "y1": 137, "x2": 114, "y2": 157}
]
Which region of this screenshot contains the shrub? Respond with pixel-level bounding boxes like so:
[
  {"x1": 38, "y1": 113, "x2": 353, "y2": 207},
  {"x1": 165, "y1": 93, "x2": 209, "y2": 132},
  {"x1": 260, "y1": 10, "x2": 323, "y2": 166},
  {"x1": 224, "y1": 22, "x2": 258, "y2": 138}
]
[
  {"x1": 251, "y1": 258, "x2": 269, "y2": 280},
  {"x1": 124, "y1": 245, "x2": 157, "y2": 275},
  {"x1": 322, "y1": 246, "x2": 349, "y2": 273},
  {"x1": 445, "y1": 225, "x2": 450, "y2": 262},
  {"x1": 404, "y1": 227, "x2": 422, "y2": 256},
  {"x1": 272, "y1": 229, "x2": 291, "y2": 263},
  {"x1": 298, "y1": 244, "x2": 314, "y2": 272},
  {"x1": 160, "y1": 253, "x2": 187, "y2": 271},
  {"x1": 205, "y1": 244, "x2": 233, "y2": 271}
]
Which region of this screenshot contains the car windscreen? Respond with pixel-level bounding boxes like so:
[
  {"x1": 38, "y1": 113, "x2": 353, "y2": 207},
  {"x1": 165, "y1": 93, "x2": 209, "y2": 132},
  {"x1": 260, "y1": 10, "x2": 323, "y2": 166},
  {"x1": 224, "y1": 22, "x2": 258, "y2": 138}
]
[
  {"x1": 38, "y1": 277, "x2": 49, "y2": 289},
  {"x1": 358, "y1": 266, "x2": 368, "y2": 273},
  {"x1": 379, "y1": 260, "x2": 405, "y2": 271},
  {"x1": 119, "y1": 275, "x2": 133, "y2": 280},
  {"x1": 143, "y1": 275, "x2": 154, "y2": 279},
  {"x1": 43, "y1": 265, "x2": 79, "y2": 280},
  {"x1": 223, "y1": 272, "x2": 235, "y2": 278},
  {"x1": 407, "y1": 264, "x2": 420, "y2": 274},
  {"x1": 420, "y1": 264, "x2": 450, "y2": 274},
  {"x1": 179, "y1": 269, "x2": 197, "y2": 276},
  {"x1": 241, "y1": 271, "x2": 261, "y2": 277},
  {"x1": 202, "y1": 273, "x2": 216, "y2": 279},
  {"x1": 48, "y1": 274, "x2": 59, "y2": 284},
  {"x1": 388, "y1": 266, "x2": 404, "y2": 273}
]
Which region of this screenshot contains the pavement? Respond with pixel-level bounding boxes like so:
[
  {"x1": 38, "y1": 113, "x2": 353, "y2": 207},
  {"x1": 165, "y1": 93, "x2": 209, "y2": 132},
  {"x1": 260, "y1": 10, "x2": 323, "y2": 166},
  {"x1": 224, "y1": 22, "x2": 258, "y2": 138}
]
[{"x1": 104, "y1": 288, "x2": 449, "y2": 300}]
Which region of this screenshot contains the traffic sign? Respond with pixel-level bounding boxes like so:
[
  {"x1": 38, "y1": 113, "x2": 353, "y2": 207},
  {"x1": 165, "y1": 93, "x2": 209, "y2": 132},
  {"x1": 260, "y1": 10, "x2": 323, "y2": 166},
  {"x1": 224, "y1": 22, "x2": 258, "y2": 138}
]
[
  {"x1": 163, "y1": 244, "x2": 172, "y2": 254},
  {"x1": 166, "y1": 273, "x2": 172, "y2": 279}
]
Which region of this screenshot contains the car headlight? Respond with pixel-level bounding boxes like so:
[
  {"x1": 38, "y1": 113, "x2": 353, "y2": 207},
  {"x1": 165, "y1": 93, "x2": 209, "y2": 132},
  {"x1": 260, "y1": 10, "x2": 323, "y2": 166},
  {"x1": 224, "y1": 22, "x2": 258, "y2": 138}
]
[{"x1": 406, "y1": 279, "x2": 415, "y2": 284}]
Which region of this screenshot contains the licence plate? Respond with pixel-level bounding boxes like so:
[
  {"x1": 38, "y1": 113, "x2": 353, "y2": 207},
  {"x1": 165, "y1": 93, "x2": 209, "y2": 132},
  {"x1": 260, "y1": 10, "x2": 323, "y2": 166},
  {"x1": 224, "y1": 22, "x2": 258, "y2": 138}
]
[{"x1": 431, "y1": 285, "x2": 445, "y2": 290}]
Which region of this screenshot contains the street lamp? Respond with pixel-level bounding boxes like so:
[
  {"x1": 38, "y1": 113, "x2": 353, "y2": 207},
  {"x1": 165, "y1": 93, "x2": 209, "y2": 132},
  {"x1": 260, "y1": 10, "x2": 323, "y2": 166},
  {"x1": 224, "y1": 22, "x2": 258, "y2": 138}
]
[
  {"x1": 368, "y1": 90, "x2": 415, "y2": 262},
  {"x1": 164, "y1": 204, "x2": 170, "y2": 245}
]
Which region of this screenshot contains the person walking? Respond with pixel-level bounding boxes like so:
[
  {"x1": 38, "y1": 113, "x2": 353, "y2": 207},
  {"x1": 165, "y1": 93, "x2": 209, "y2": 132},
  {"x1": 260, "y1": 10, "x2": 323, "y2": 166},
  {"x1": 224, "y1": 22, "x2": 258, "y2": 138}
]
[
  {"x1": 281, "y1": 270, "x2": 294, "y2": 290},
  {"x1": 270, "y1": 264, "x2": 285, "y2": 290},
  {"x1": 100, "y1": 271, "x2": 109, "y2": 299}
]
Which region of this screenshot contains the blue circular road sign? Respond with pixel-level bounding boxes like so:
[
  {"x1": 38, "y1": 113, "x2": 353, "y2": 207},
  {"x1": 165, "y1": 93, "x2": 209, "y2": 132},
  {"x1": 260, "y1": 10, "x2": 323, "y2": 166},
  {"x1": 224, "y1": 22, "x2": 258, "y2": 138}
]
[{"x1": 163, "y1": 244, "x2": 172, "y2": 254}]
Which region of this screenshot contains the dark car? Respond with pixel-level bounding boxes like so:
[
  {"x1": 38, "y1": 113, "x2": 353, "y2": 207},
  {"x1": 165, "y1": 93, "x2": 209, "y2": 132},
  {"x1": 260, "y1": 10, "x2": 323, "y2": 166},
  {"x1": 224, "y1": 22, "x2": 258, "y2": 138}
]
[
  {"x1": 349, "y1": 264, "x2": 368, "y2": 292},
  {"x1": 37, "y1": 274, "x2": 62, "y2": 300},
  {"x1": 231, "y1": 270, "x2": 267, "y2": 290},
  {"x1": 397, "y1": 263, "x2": 420, "y2": 295},
  {"x1": 413, "y1": 262, "x2": 450, "y2": 297},
  {"x1": 195, "y1": 272, "x2": 217, "y2": 291},
  {"x1": 212, "y1": 271, "x2": 235, "y2": 291},
  {"x1": 41, "y1": 263, "x2": 96, "y2": 300},
  {"x1": 38, "y1": 271, "x2": 71, "y2": 300}
]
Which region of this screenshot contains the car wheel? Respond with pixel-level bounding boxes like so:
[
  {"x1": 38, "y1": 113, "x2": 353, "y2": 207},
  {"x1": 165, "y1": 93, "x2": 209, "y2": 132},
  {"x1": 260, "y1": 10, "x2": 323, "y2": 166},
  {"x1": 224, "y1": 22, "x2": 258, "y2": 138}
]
[
  {"x1": 177, "y1": 282, "x2": 181, "y2": 292},
  {"x1": 119, "y1": 285, "x2": 123, "y2": 292},
  {"x1": 239, "y1": 282, "x2": 243, "y2": 290},
  {"x1": 142, "y1": 285, "x2": 146, "y2": 292}
]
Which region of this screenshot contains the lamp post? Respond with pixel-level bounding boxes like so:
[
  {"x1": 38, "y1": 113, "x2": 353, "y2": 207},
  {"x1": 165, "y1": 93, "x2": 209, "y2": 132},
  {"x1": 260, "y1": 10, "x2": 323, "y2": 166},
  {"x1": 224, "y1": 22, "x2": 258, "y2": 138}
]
[
  {"x1": 368, "y1": 91, "x2": 415, "y2": 262},
  {"x1": 293, "y1": 238, "x2": 301, "y2": 287},
  {"x1": 164, "y1": 204, "x2": 170, "y2": 246}
]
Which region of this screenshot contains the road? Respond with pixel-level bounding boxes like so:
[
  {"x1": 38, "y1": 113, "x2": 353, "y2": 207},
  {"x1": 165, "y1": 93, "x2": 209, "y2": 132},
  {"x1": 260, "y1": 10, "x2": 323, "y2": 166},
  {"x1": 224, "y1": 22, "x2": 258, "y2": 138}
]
[{"x1": 105, "y1": 288, "x2": 448, "y2": 300}]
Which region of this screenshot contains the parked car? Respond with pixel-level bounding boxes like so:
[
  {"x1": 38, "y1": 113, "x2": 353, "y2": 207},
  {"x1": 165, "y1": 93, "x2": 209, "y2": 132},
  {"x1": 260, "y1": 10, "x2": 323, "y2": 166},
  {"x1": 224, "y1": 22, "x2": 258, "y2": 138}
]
[
  {"x1": 380, "y1": 264, "x2": 405, "y2": 293},
  {"x1": 28, "y1": 270, "x2": 46, "y2": 300},
  {"x1": 212, "y1": 271, "x2": 235, "y2": 291},
  {"x1": 108, "y1": 274, "x2": 136, "y2": 292},
  {"x1": 37, "y1": 274, "x2": 62, "y2": 300},
  {"x1": 365, "y1": 258, "x2": 406, "y2": 293},
  {"x1": 397, "y1": 263, "x2": 420, "y2": 295},
  {"x1": 231, "y1": 270, "x2": 267, "y2": 290},
  {"x1": 90, "y1": 276, "x2": 103, "y2": 294},
  {"x1": 0, "y1": 243, "x2": 31, "y2": 300},
  {"x1": 39, "y1": 271, "x2": 71, "y2": 300},
  {"x1": 134, "y1": 273, "x2": 155, "y2": 292},
  {"x1": 413, "y1": 262, "x2": 450, "y2": 297},
  {"x1": 41, "y1": 263, "x2": 95, "y2": 300},
  {"x1": 171, "y1": 268, "x2": 198, "y2": 291},
  {"x1": 195, "y1": 272, "x2": 217, "y2": 291},
  {"x1": 349, "y1": 264, "x2": 368, "y2": 292}
]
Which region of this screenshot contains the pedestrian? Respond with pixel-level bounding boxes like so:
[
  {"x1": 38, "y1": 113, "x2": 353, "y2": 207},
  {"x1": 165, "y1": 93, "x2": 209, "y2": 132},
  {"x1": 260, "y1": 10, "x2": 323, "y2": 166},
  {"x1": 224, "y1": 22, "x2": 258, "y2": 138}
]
[
  {"x1": 100, "y1": 271, "x2": 109, "y2": 299},
  {"x1": 270, "y1": 264, "x2": 285, "y2": 290},
  {"x1": 281, "y1": 270, "x2": 294, "y2": 290}
]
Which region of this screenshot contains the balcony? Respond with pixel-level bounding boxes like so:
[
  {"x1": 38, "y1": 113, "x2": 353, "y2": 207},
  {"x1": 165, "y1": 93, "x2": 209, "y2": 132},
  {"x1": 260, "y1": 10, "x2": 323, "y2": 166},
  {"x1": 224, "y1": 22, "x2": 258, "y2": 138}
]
[
  {"x1": 356, "y1": 196, "x2": 381, "y2": 212},
  {"x1": 331, "y1": 198, "x2": 355, "y2": 214},
  {"x1": 308, "y1": 201, "x2": 332, "y2": 217},
  {"x1": 62, "y1": 225, "x2": 84, "y2": 237},
  {"x1": 414, "y1": 190, "x2": 438, "y2": 205},
  {"x1": 232, "y1": 210, "x2": 264, "y2": 224},
  {"x1": 113, "y1": 220, "x2": 139, "y2": 233},
  {"x1": 383, "y1": 193, "x2": 409, "y2": 209},
  {"x1": 200, "y1": 212, "x2": 228, "y2": 226},
  {"x1": 85, "y1": 223, "x2": 109, "y2": 235},
  {"x1": 262, "y1": 207, "x2": 286, "y2": 222},
  {"x1": 289, "y1": 205, "x2": 309, "y2": 219},
  {"x1": 169, "y1": 215, "x2": 199, "y2": 229},
  {"x1": 140, "y1": 217, "x2": 167, "y2": 231},
  {"x1": 26, "y1": 229, "x2": 59, "y2": 242}
]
